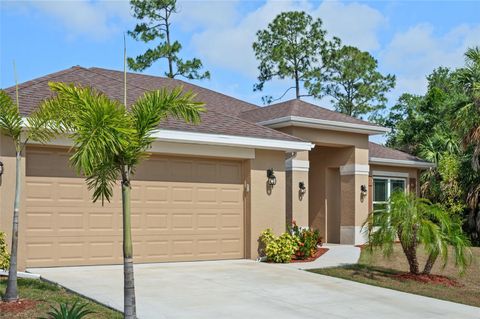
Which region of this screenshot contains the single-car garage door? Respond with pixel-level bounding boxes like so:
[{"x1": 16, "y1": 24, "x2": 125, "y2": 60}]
[{"x1": 24, "y1": 146, "x2": 245, "y2": 267}]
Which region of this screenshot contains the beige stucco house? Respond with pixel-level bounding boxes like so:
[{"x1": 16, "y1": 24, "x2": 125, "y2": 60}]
[{"x1": 0, "y1": 67, "x2": 433, "y2": 270}]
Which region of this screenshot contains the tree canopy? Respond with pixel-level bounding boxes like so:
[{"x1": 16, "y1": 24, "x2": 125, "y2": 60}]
[
  {"x1": 128, "y1": 0, "x2": 210, "y2": 80},
  {"x1": 252, "y1": 11, "x2": 338, "y2": 104},
  {"x1": 382, "y1": 47, "x2": 480, "y2": 245},
  {"x1": 310, "y1": 45, "x2": 395, "y2": 119}
]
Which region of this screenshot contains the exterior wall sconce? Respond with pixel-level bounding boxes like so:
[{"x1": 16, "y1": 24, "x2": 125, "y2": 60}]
[
  {"x1": 360, "y1": 184, "x2": 367, "y2": 198},
  {"x1": 267, "y1": 168, "x2": 277, "y2": 186},
  {"x1": 299, "y1": 181, "x2": 306, "y2": 195},
  {"x1": 0, "y1": 161, "x2": 3, "y2": 176}
]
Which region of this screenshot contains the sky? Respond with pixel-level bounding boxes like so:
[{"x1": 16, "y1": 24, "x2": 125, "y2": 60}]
[{"x1": 1, "y1": 0, "x2": 479, "y2": 142}]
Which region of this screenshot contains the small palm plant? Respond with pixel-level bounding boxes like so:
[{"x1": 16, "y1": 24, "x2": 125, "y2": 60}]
[
  {"x1": 363, "y1": 191, "x2": 472, "y2": 275},
  {"x1": 42, "y1": 81, "x2": 204, "y2": 318},
  {"x1": 39, "y1": 301, "x2": 94, "y2": 319}
]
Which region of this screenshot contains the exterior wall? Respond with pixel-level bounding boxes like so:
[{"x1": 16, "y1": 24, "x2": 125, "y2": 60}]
[
  {"x1": 285, "y1": 151, "x2": 309, "y2": 227},
  {"x1": 0, "y1": 134, "x2": 27, "y2": 270},
  {"x1": 245, "y1": 149, "x2": 286, "y2": 259},
  {"x1": 278, "y1": 126, "x2": 371, "y2": 244}
]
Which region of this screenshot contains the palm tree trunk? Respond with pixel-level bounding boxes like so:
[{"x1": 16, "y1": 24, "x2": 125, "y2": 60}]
[
  {"x1": 422, "y1": 252, "x2": 438, "y2": 275},
  {"x1": 122, "y1": 171, "x2": 136, "y2": 319},
  {"x1": 4, "y1": 151, "x2": 21, "y2": 302},
  {"x1": 398, "y1": 229, "x2": 420, "y2": 275}
]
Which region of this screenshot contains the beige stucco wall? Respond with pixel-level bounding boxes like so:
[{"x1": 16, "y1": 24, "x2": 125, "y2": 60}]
[
  {"x1": 278, "y1": 126, "x2": 371, "y2": 244},
  {"x1": 245, "y1": 149, "x2": 286, "y2": 259},
  {"x1": 285, "y1": 151, "x2": 309, "y2": 227},
  {"x1": 0, "y1": 134, "x2": 27, "y2": 270}
]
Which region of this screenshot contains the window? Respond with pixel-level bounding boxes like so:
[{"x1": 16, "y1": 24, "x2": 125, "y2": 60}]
[{"x1": 373, "y1": 177, "x2": 406, "y2": 222}]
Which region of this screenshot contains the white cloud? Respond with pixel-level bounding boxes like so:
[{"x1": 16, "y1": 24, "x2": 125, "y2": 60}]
[
  {"x1": 190, "y1": 0, "x2": 312, "y2": 78},
  {"x1": 381, "y1": 23, "x2": 480, "y2": 97},
  {"x1": 313, "y1": 1, "x2": 386, "y2": 51},
  {"x1": 174, "y1": 0, "x2": 240, "y2": 31},
  {"x1": 190, "y1": 0, "x2": 386, "y2": 79},
  {"x1": 7, "y1": 0, "x2": 132, "y2": 40}
]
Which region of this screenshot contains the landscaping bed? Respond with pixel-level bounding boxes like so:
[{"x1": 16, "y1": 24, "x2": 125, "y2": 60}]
[
  {"x1": 0, "y1": 276, "x2": 122, "y2": 318},
  {"x1": 291, "y1": 247, "x2": 329, "y2": 263},
  {"x1": 309, "y1": 244, "x2": 480, "y2": 307}
]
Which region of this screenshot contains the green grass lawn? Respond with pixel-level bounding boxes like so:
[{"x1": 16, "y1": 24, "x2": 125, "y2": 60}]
[
  {"x1": 0, "y1": 277, "x2": 122, "y2": 318},
  {"x1": 309, "y1": 244, "x2": 480, "y2": 307}
]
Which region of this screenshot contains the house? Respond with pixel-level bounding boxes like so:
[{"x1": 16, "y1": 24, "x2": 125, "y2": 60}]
[{"x1": 0, "y1": 66, "x2": 433, "y2": 270}]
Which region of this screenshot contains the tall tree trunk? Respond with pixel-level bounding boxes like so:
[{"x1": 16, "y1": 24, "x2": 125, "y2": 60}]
[
  {"x1": 165, "y1": 8, "x2": 173, "y2": 78},
  {"x1": 122, "y1": 169, "x2": 136, "y2": 319},
  {"x1": 422, "y1": 252, "x2": 438, "y2": 275},
  {"x1": 398, "y1": 229, "x2": 420, "y2": 275},
  {"x1": 4, "y1": 151, "x2": 21, "y2": 302},
  {"x1": 294, "y1": 69, "x2": 300, "y2": 99}
]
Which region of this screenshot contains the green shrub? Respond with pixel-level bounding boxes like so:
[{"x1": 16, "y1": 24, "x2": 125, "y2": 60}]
[
  {"x1": 289, "y1": 222, "x2": 320, "y2": 260},
  {"x1": 0, "y1": 231, "x2": 9, "y2": 270},
  {"x1": 259, "y1": 229, "x2": 297, "y2": 263},
  {"x1": 39, "y1": 301, "x2": 94, "y2": 319}
]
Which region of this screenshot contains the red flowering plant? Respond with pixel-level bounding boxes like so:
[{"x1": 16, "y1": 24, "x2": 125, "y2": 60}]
[{"x1": 288, "y1": 219, "x2": 321, "y2": 260}]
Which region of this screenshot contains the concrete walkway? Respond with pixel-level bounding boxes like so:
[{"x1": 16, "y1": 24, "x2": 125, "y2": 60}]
[
  {"x1": 30, "y1": 260, "x2": 478, "y2": 319},
  {"x1": 281, "y1": 244, "x2": 361, "y2": 270}
]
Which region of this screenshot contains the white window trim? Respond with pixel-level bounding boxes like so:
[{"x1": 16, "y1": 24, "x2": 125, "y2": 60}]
[{"x1": 372, "y1": 176, "x2": 407, "y2": 209}]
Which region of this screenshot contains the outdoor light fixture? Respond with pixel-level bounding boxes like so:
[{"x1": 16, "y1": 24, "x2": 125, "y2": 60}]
[
  {"x1": 267, "y1": 168, "x2": 277, "y2": 186},
  {"x1": 299, "y1": 181, "x2": 306, "y2": 195},
  {"x1": 360, "y1": 184, "x2": 367, "y2": 197},
  {"x1": 0, "y1": 161, "x2": 3, "y2": 177}
]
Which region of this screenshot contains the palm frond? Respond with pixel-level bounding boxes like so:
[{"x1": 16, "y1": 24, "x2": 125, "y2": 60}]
[{"x1": 0, "y1": 90, "x2": 22, "y2": 140}]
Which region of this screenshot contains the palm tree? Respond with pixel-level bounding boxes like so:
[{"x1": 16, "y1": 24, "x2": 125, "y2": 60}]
[
  {"x1": 0, "y1": 65, "x2": 56, "y2": 302},
  {"x1": 363, "y1": 191, "x2": 471, "y2": 275},
  {"x1": 42, "y1": 80, "x2": 204, "y2": 318},
  {"x1": 455, "y1": 46, "x2": 480, "y2": 244}
]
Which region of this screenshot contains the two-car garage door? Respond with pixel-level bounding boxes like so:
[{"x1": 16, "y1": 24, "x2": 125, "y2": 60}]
[{"x1": 24, "y1": 146, "x2": 244, "y2": 267}]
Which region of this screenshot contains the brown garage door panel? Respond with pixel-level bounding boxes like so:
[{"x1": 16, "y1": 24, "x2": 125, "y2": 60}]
[{"x1": 25, "y1": 147, "x2": 245, "y2": 267}]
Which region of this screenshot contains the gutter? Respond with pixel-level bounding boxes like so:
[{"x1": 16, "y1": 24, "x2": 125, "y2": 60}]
[
  {"x1": 151, "y1": 129, "x2": 315, "y2": 152},
  {"x1": 369, "y1": 157, "x2": 436, "y2": 169}
]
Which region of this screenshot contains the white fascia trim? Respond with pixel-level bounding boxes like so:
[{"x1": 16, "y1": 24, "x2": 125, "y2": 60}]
[
  {"x1": 285, "y1": 159, "x2": 310, "y2": 172},
  {"x1": 340, "y1": 164, "x2": 370, "y2": 176},
  {"x1": 151, "y1": 130, "x2": 315, "y2": 152},
  {"x1": 369, "y1": 157, "x2": 435, "y2": 169},
  {"x1": 258, "y1": 116, "x2": 390, "y2": 135}
]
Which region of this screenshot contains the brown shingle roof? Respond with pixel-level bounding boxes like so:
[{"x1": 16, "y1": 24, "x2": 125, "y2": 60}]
[
  {"x1": 2, "y1": 66, "x2": 302, "y2": 142},
  {"x1": 369, "y1": 142, "x2": 426, "y2": 162},
  {"x1": 239, "y1": 98, "x2": 382, "y2": 127}
]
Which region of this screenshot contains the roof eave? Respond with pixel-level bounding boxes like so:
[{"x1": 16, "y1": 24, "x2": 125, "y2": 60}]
[
  {"x1": 369, "y1": 157, "x2": 436, "y2": 169},
  {"x1": 258, "y1": 116, "x2": 390, "y2": 135},
  {"x1": 151, "y1": 129, "x2": 315, "y2": 152}
]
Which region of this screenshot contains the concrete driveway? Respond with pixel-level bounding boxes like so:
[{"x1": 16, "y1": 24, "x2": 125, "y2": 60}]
[{"x1": 31, "y1": 260, "x2": 478, "y2": 319}]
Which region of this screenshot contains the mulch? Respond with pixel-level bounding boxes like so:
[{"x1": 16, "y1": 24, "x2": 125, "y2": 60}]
[
  {"x1": 391, "y1": 273, "x2": 462, "y2": 287},
  {"x1": 291, "y1": 247, "x2": 330, "y2": 263},
  {"x1": 0, "y1": 299, "x2": 38, "y2": 314}
]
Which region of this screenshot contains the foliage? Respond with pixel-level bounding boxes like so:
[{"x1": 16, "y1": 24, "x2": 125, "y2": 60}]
[
  {"x1": 128, "y1": 0, "x2": 209, "y2": 80},
  {"x1": 252, "y1": 11, "x2": 339, "y2": 104},
  {"x1": 381, "y1": 48, "x2": 480, "y2": 245},
  {"x1": 259, "y1": 229, "x2": 297, "y2": 263},
  {"x1": 289, "y1": 221, "x2": 320, "y2": 259},
  {"x1": 308, "y1": 45, "x2": 395, "y2": 120},
  {"x1": 363, "y1": 191, "x2": 472, "y2": 275},
  {"x1": 0, "y1": 231, "x2": 10, "y2": 270},
  {"x1": 38, "y1": 301, "x2": 94, "y2": 319}
]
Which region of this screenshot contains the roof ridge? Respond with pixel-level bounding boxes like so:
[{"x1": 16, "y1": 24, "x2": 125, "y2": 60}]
[
  {"x1": 90, "y1": 67, "x2": 259, "y2": 111},
  {"x1": 206, "y1": 108, "x2": 306, "y2": 142},
  {"x1": 3, "y1": 66, "x2": 86, "y2": 92}
]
